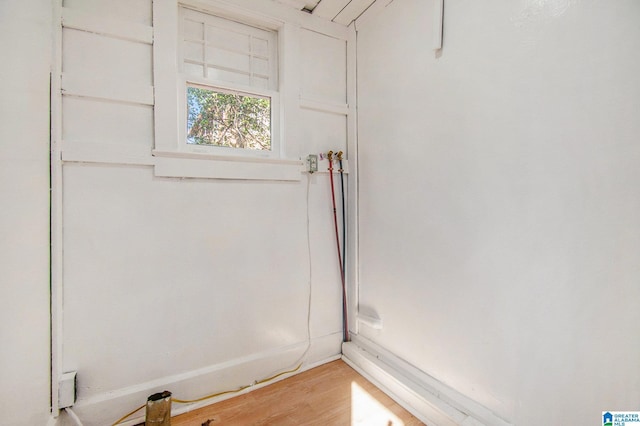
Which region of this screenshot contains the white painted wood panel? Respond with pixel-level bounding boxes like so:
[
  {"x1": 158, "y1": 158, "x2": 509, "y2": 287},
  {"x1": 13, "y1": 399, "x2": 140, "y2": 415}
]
[
  {"x1": 62, "y1": 7, "x2": 153, "y2": 44},
  {"x1": 300, "y1": 98, "x2": 349, "y2": 115},
  {"x1": 152, "y1": 0, "x2": 179, "y2": 152},
  {"x1": 61, "y1": 73, "x2": 154, "y2": 105},
  {"x1": 61, "y1": 164, "x2": 339, "y2": 389},
  {"x1": 306, "y1": 172, "x2": 347, "y2": 337},
  {"x1": 62, "y1": 28, "x2": 152, "y2": 89},
  {"x1": 280, "y1": 22, "x2": 302, "y2": 159},
  {"x1": 185, "y1": 0, "x2": 350, "y2": 39},
  {"x1": 153, "y1": 156, "x2": 303, "y2": 180},
  {"x1": 73, "y1": 341, "x2": 343, "y2": 424},
  {"x1": 63, "y1": 0, "x2": 152, "y2": 25},
  {"x1": 354, "y1": 0, "x2": 395, "y2": 30},
  {"x1": 298, "y1": 108, "x2": 347, "y2": 157},
  {"x1": 312, "y1": 0, "x2": 349, "y2": 20},
  {"x1": 345, "y1": 24, "x2": 358, "y2": 336},
  {"x1": 276, "y1": 0, "x2": 315, "y2": 10},
  {"x1": 333, "y1": 0, "x2": 375, "y2": 25},
  {"x1": 300, "y1": 29, "x2": 346, "y2": 104},
  {"x1": 62, "y1": 97, "x2": 153, "y2": 148},
  {"x1": 61, "y1": 142, "x2": 154, "y2": 165}
]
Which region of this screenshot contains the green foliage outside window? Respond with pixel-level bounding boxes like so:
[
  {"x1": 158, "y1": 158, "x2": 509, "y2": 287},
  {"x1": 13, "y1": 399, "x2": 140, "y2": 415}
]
[{"x1": 187, "y1": 86, "x2": 271, "y2": 150}]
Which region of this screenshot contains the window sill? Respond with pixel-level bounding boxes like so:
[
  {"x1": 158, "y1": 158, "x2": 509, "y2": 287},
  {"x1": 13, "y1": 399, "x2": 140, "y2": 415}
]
[{"x1": 151, "y1": 150, "x2": 304, "y2": 181}]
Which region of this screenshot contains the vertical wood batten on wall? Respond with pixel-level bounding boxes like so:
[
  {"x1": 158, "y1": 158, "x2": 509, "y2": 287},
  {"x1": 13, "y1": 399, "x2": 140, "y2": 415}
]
[
  {"x1": 345, "y1": 21, "x2": 358, "y2": 337},
  {"x1": 51, "y1": 0, "x2": 64, "y2": 414},
  {"x1": 280, "y1": 22, "x2": 302, "y2": 159}
]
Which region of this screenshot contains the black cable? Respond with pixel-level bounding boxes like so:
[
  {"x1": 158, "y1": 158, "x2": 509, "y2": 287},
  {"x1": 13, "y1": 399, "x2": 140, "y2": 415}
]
[{"x1": 328, "y1": 152, "x2": 349, "y2": 342}]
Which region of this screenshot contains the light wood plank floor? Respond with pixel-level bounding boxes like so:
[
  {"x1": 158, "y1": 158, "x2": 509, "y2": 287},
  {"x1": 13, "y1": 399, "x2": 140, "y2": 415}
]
[{"x1": 171, "y1": 359, "x2": 424, "y2": 425}]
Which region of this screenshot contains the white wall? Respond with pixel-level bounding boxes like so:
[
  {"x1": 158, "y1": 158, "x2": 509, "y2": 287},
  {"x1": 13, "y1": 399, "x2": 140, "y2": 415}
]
[
  {"x1": 356, "y1": 0, "x2": 640, "y2": 424},
  {"x1": 55, "y1": 1, "x2": 352, "y2": 424},
  {"x1": 0, "y1": 0, "x2": 52, "y2": 424}
]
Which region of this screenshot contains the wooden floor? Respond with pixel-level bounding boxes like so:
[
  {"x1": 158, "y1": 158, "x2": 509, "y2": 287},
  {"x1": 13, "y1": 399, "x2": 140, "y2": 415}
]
[{"x1": 171, "y1": 360, "x2": 424, "y2": 425}]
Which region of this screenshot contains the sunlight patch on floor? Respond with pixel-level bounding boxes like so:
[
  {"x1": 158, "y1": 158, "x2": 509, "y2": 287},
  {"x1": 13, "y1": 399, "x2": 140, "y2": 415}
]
[{"x1": 351, "y1": 381, "x2": 405, "y2": 426}]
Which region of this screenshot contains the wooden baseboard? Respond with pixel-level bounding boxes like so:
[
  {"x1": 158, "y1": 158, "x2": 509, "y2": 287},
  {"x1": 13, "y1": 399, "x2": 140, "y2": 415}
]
[
  {"x1": 342, "y1": 335, "x2": 512, "y2": 426},
  {"x1": 63, "y1": 333, "x2": 342, "y2": 426}
]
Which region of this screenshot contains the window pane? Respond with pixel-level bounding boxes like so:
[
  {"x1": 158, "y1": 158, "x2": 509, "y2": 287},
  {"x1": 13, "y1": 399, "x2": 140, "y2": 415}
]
[
  {"x1": 187, "y1": 86, "x2": 271, "y2": 151},
  {"x1": 206, "y1": 66, "x2": 251, "y2": 86},
  {"x1": 183, "y1": 62, "x2": 204, "y2": 77},
  {"x1": 183, "y1": 19, "x2": 204, "y2": 40},
  {"x1": 252, "y1": 57, "x2": 269, "y2": 76},
  {"x1": 183, "y1": 41, "x2": 203, "y2": 62},
  {"x1": 206, "y1": 26, "x2": 250, "y2": 53},
  {"x1": 206, "y1": 46, "x2": 251, "y2": 73},
  {"x1": 252, "y1": 38, "x2": 269, "y2": 57},
  {"x1": 251, "y1": 76, "x2": 269, "y2": 90}
]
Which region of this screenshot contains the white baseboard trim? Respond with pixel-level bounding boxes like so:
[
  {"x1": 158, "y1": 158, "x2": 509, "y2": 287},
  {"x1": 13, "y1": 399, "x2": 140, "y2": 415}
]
[
  {"x1": 65, "y1": 332, "x2": 342, "y2": 426},
  {"x1": 342, "y1": 335, "x2": 512, "y2": 426}
]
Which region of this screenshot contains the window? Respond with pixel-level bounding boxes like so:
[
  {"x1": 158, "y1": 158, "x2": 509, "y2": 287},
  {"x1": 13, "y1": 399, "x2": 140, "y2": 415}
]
[
  {"x1": 186, "y1": 85, "x2": 271, "y2": 150},
  {"x1": 152, "y1": 1, "x2": 304, "y2": 180},
  {"x1": 178, "y1": 7, "x2": 279, "y2": 156}
]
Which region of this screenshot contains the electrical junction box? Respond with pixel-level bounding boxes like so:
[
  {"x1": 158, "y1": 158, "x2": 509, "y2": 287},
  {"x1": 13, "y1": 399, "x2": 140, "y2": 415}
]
[
  {"x1": 58, "y1": 371, "x2": 77, "y2": 409},
  {"x1": 307, "y1": 154, "x2": 318, "y2": 173}
]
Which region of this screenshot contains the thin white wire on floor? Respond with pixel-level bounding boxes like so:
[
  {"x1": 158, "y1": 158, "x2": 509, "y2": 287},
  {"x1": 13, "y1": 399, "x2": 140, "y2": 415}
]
[
  {"x1": 300, "y1": 172, "x2": 313, "y2": 362},
  {"x1": 65, "y1": 408, "x2": 84, "y2": 426}
]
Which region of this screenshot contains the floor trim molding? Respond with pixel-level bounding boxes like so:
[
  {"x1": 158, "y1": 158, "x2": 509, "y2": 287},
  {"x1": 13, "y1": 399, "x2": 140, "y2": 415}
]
[
  {"x1": 341, "y1": 335, "x2": 512, "y2": 426},
  {"x1": 61, "y1": 333, "x2": 342, "y2": 426}
]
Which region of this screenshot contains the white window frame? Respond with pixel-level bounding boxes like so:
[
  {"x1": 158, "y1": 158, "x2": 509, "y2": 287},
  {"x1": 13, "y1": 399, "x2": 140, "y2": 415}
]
[
  {"x1": 153, "y1": 0, "x2": 301, "y2": 180},
  {"x1": 182, "y1": 81, "x2": 277, "y2": 152},
  {"x1": 178, "y1": 6, "x2": 280, "y2": 158},
  {"x1": 179, "y1": 77, "x2": 280, "y2": 158}
]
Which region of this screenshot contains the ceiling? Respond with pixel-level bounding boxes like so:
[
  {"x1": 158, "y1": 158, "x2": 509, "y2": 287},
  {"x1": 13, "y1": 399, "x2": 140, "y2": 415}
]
[{"x1": 275, "y1": 0, "x2": 377, "y2": 26}]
